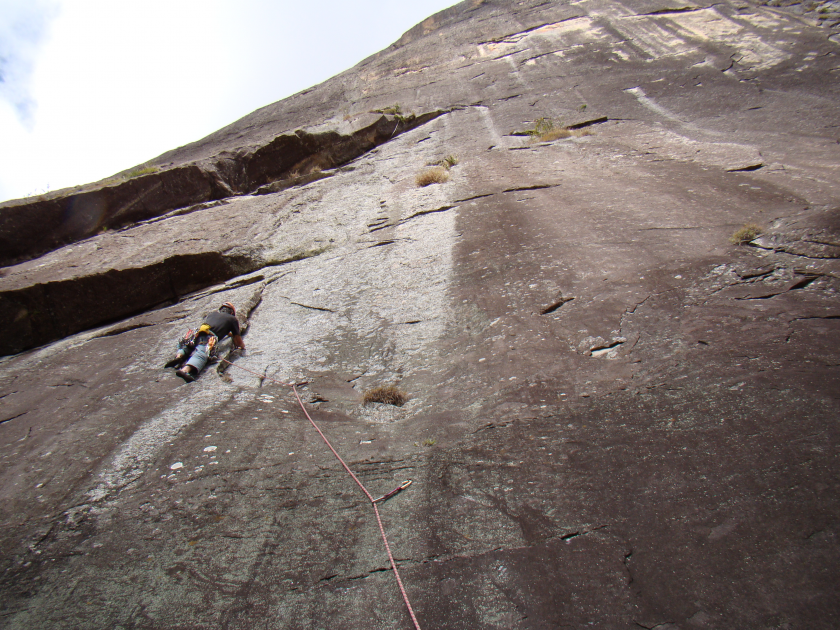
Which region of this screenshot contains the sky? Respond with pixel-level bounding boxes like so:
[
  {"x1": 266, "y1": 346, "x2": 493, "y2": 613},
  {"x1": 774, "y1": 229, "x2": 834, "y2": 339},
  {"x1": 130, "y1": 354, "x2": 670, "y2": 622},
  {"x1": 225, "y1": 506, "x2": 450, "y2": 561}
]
[{"x1": 0, "y1": 0, "x2": 461, "y2": 203}]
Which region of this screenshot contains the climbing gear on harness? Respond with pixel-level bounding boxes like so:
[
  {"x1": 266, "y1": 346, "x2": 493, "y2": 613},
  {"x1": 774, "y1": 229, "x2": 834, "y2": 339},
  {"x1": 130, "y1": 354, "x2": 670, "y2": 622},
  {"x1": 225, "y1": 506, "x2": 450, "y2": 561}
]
[
  {"x1": 177, "y1": 326, "x2": 219, "y2": 361},
  {"x1": 177, "y1": 328, "x2": 198, "y2": 353},
  {"x1": 196, "y1": 324, "x2": 218, "y2": 354},
  {"x1": 220, "y1": 302, "x2": 236, "y2": 315}
]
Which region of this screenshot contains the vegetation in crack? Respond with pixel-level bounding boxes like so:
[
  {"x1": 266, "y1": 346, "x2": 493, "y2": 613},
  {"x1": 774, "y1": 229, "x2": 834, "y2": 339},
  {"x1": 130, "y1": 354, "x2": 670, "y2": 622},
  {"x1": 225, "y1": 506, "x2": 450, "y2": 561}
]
[
  {"x1": 510, "y1": 116, "x2": 604, "y2": 141},
  {"x1": 362, "y1": 385, "x2": 408, "y2": 407},
  {"x1": 416, "y1": 155, "x2": 458, "y2": 187},
  {"x1": 730, "y1": 223, "x2": 762, "y2": 245}
]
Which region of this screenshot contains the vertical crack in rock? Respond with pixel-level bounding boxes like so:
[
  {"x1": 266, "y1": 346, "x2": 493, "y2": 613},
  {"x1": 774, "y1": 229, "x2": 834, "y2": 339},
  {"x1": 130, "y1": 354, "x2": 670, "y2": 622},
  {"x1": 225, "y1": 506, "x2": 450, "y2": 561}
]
[
  {"x1": 624, "y1": 549, "x2": 634, "y2": 586},
  {"x1": 216, "y1": 280, "x2": 266, "y2": 376}
]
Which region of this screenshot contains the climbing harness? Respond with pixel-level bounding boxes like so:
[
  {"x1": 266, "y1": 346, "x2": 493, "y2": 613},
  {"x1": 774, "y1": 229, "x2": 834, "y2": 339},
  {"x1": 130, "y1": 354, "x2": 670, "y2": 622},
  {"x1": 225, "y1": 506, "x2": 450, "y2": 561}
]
[
  {"x1": 177, "y1": 326, "x2": 218, "y2": 360},
  {"x1": 219, "y1": 357, "x2": 423, "y2": 630}
]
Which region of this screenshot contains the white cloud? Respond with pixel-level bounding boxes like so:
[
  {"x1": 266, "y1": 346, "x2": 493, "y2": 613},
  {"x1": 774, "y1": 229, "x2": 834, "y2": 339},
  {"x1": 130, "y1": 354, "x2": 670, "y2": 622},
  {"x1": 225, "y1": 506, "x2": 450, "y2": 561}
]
[
  {"x1": 0, "y1": 0, "x2": 459, "y2": 202},
  {"x1": 0, "y1": 0, "x2": 60, "y2": 125}
]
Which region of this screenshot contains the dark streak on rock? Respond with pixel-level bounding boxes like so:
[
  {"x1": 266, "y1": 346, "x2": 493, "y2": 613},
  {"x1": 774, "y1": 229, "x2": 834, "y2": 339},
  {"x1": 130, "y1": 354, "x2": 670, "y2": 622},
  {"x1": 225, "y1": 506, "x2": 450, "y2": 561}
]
[
  {"x1": 567, "y1": 116, "x2": 609, "y2": 130},
  {"x1": 561, "y1": 524, "x2": 607, "y2": 541},
  {"x1": 398, "y1": 205, "x2": 457, "y2": 226},
  {"x1": 736, "y1": 275, "x2": 820, "y2": 299},
  {"x1": 540, "y1": 297, "x2": 574, "y2": 315},
  {"x1": 289, "y1": 301, "x2": 335, "y2": 314},
  {"x1": 501, "y1": 184, "x2": 558, "y2": 193},
  {"x1": 455, "y1": 193, "x2": 495, "y2": 204},
  {"x1": 642, "y1": 6, "x2": 702, "y2": 15},
  {"x1": 478, "y1": 16, "x2": 586, "y2": 45},
  {"x1": 95, "y1": 322, "x2": 155, "y2": 338},
  {"x1": 0, "y1": 412, "x2": 27, "y2": 425},
  {"x1": 726, "y1": 163, "x2": 764, "y2": 172},
  {"x1": 591, "y1": 340, "x2": 624, "y2": 353},
  {"x1": 636, "y1": 226, "x2": 705, "y2": 231}
]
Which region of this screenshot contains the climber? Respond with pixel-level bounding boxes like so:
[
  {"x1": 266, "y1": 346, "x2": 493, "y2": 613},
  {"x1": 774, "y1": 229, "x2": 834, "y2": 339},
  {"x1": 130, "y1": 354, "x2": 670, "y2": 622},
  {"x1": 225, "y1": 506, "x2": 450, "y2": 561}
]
[{"x1": 165, "y1": 302, "x2": 246, "y2": 383}]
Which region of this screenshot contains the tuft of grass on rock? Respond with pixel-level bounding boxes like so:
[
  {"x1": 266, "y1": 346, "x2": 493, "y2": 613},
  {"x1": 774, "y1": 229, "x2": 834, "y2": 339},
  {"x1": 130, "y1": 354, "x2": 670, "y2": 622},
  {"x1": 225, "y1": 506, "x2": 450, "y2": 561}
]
[
  {"x1": 527, "y1": 117, "x2": 556, "y2": 138},
  {"x1": 525, "y1": 117, "x2": 592, "y2": 142},
  {"x1": 362, "y1": 385, "x2": 408, "y2": 407},
  {"x1": 416, "y1": 166, "x2": 450, "y2": 187},
  {"x1": 539, "y1": 128, "x2": 573, "y2": 141},
  {"x1": 380, "y1": 104, "x2": 402, "y2": 116},
  {"x1": 730, "y1": 224, "x2": 762, "y2": 245},
  {"x1": 372, "y1": 103, "x2": 413, "y2": 123},
  {"x1": 439, "y1": 155, "x2": 459, "y2": 169},
  {"x1": 124, "y1": 165, "x2": 159, "y2": 179}
]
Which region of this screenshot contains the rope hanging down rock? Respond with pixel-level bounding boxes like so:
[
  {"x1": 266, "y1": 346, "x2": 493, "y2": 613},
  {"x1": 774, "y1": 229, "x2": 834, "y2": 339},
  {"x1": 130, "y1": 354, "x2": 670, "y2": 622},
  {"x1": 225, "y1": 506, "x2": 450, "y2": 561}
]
[{"x1": 219, "y1": 358, "x2": 423, "y2": 630}]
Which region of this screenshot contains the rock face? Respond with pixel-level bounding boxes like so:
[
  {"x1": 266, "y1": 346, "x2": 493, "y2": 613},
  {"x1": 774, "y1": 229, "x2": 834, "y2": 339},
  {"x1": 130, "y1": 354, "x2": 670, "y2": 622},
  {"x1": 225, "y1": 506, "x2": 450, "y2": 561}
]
[{"x1": 1, "y1": 0, "x2": 839, "y2": 628}]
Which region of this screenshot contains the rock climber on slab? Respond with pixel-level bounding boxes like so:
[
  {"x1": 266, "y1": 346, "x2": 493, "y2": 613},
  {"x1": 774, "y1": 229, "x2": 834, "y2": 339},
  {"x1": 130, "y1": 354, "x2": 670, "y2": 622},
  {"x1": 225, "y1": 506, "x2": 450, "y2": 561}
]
[{"x1": 165, "y1": 302, "x2": 246, "y2": 382}]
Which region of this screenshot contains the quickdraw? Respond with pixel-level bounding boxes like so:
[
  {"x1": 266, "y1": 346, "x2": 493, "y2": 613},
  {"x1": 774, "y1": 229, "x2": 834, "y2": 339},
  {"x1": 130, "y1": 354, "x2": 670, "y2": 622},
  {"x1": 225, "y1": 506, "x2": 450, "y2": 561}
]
[{"x1": 374, "y1": 480, "x2": 413, "y2": 503}]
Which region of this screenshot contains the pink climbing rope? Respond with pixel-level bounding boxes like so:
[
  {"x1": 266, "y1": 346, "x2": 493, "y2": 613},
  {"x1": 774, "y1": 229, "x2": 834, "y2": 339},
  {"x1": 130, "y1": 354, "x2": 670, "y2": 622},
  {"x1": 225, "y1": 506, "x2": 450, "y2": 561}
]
[{"x1": 220, "y1": 358, "x2": 422, "y2": 630}]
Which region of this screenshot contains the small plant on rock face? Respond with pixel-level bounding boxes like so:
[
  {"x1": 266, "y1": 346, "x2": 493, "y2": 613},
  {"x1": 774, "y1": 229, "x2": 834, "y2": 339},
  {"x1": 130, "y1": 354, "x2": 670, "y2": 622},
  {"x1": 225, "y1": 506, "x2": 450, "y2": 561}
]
[
  {"x1": 362, "y1": 385, "x2": 408, "y2": 407},
  {"x1": 539, "y1": 128, "x2": 573, "y2": 141},
  {"x1": 372, "y1": 103, "x2": 413, "y2": 124},
  {"x1": 524, "y1": 117, "x2": 592, "y2": 142},
  {"x1": 422, "y1": 438, "x2": 437, "y2": 447},
  {"x1": 416, "y1": 166, "x2": 450, "y2": 187},
  {"x1": 124, "y1": 165, "x2": 158, "y2": 179},
  {"x1": 439, "y1": 154, "x2": 459, "y2": 169},
  {"x1": 730, "y1": 223, "x2": 762, "y2": 244},
  {"x1": 526, "y1": 117, "x2": 556, "y2": 138}
]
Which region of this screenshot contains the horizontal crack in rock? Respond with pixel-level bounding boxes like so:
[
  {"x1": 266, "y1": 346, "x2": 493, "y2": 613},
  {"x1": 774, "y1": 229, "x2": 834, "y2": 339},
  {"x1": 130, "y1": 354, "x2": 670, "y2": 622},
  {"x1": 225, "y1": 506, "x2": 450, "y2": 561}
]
[
  {"x1": 397, "y1": 204, "x2": 457, "y2": 226},
  {"x1": 1, "y1": 251, "x2": 258, "y2": 356},
  {"x1": 726, "y1": 163, "x2": 764, "y2": 172},
  {"x1": 540, "y1": 296, "x2": 574, "y2": 315},
  {"x1": 286, "y1": 300, "x2": 335, "y2": 313},
  {"x1": 94, "y1": 322, "x2": 156, "y2": 338},
  {"x1": 640, "y1": 6, "x2": 702, "y2": 15},
  {"x1": 0, "y1": 411, "x2": 27, "y2": 425}
]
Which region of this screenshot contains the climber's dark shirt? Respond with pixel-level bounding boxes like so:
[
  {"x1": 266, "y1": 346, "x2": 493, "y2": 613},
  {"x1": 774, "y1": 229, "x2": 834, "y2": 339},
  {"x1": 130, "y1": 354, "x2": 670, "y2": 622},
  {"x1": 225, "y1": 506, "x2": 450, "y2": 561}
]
[{"x1": 204, "y1": 311, "x2": 240, "y2": 339}]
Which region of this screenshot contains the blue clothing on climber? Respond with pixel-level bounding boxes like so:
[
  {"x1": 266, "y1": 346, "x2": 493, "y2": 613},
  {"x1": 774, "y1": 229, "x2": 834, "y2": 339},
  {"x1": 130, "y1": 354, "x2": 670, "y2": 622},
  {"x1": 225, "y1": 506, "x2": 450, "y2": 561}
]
[{"x1": 166, "y1": 302, "x2": 246, "y2": 382}]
